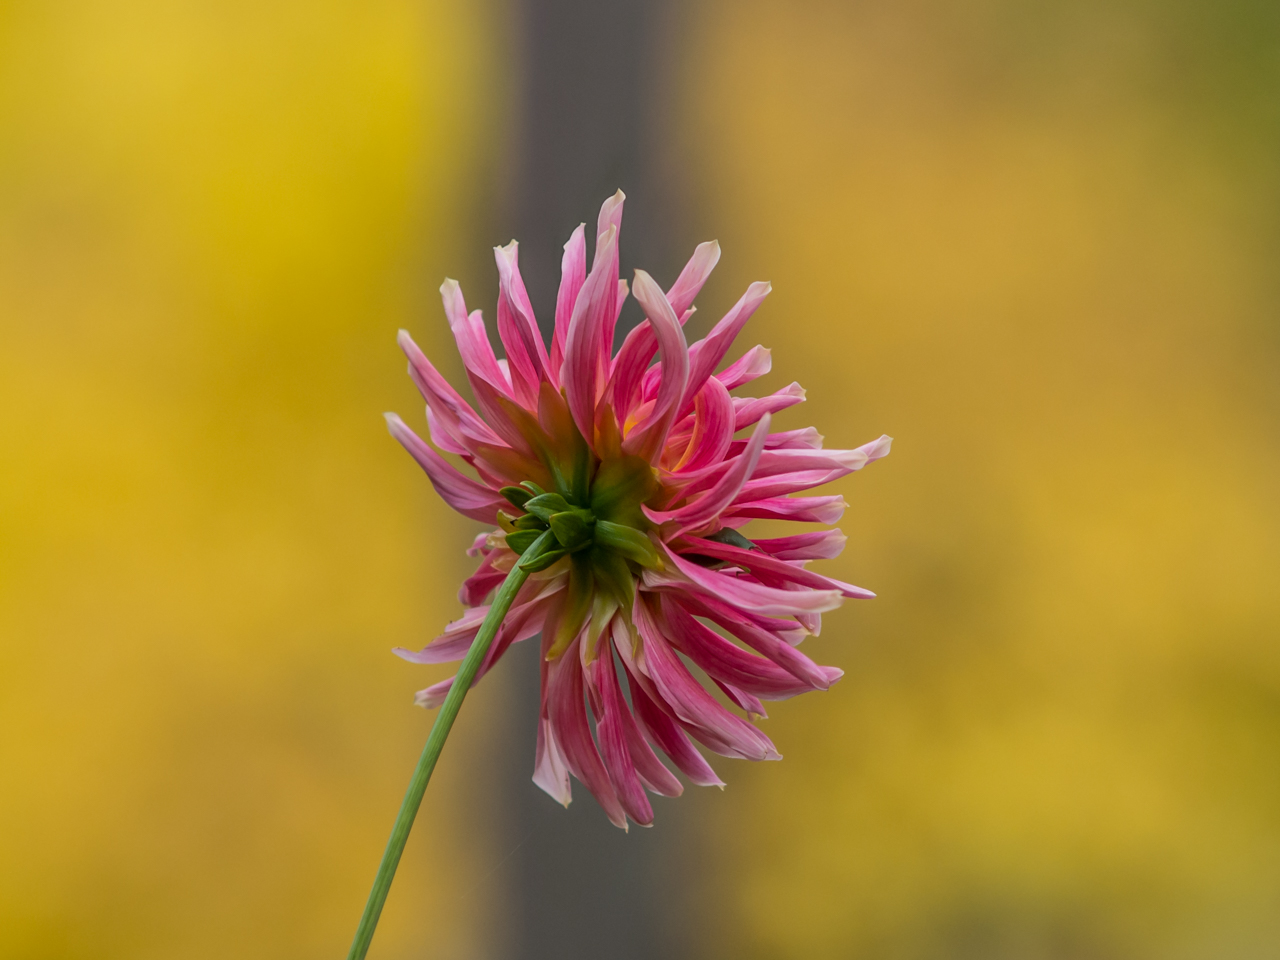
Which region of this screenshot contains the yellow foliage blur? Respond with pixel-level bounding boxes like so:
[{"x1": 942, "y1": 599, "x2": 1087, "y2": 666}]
[
  {"x1": 0, "y1": 1, "x2": 499, "y2": 957},
  {"x1": 682, "y1": 1, "x2": 1280, "y2": 957}
]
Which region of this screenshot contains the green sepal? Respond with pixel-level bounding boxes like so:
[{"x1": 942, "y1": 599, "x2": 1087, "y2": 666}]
[
  {"x1": 505, "y1": 529, "x2": 541, "y2": 555},
  {"x1": 496, "y1": 511, "x2": 518, "y2": 533},
  {"x1": 591, "y1": 548, "x2": 636, "y2": 615},
  {"x1": 518, "y1": 546, "x2": 567, "y2": 572},
  {"x1": 523, "y1": 491, "x2": 573, "y2": 523},
  {"x1": 549, "y1": 509, "x2": 594, "y2": 552},
  {"x1": 500, "y1": 485, "x2": 532, "y2": 509},
  {"x1": 519, "y1": 480, "x2": 546, "y2": 498},
  {"x1": 594, "y1": 520, "x2": 662, "y2": 569},
  {"x1": 512, "y1": 513, "x2": 547, "y2": 530},
  {"x1": 589, "y1": 455, "x2": 659, "y2": 526},
  {"x1": 547, "y1": 554, "x2": 592, "y2": 659},
  {"x1": 703, "y1": 526, "x2": 757, "y2": 551}
]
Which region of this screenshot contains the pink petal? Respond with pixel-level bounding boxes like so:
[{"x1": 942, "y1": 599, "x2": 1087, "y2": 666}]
[
  {"x1": 622, "y1": 270, "x2": 691, "y2": 462},
  {"x1": 393, "y1": 604, "x2": 488, "y2": 664},
  {"x1": 716, "y1": 345, "x2": 772, "y2": 390},
  {"x1": 494, "y1": 241, "x2": 549, "y2": 409},
  {"x1": 714, "y1": 679, "x2": 768, "y2": 719},
  {"x1": 674, "y1": 593, "x2": 841, "y2": 691},
  {"x1": 679, "y1": 281, "x2": 771, "y2": 417},
  {"x1": 440, "y1": 280, "x2": 509, "y2": 395},
  {"x1": 680, "y1": 536, "x2": 875, "y2": 599},
  {"x1": 533, "y1": 715, "x2": 573, "y2": 807},
  {"x1": 660, "y1": 595, "x2": 827, "y2": 699},
  {"x1": 384, "y1": 414, "x2": 506, "y2": 523},
  {"x1": 550, "y1": 223, "x2": 586, "y2": 387},
  {"x1": 665, "y1": 240, "x2": 721, "y2": 315},
  {"x1": 753, "y1": 529, "x2": 848, "y2": 561},
  {"x1": 458, "y1": 551, "x2": 504, "y2": 606},
  {"x1": 594, "y1": 639, "x2": 655, "y2": 825},
  {"x1": 655, "y1": 548, "x2": 843, "y2": 617},
  {"x1": 398, "y1": 330, "x2": 501, "y2": 450},
  {"x1": 734, "y1": 383, "x2": 806, "y2": 430},
  {"x1": 724, "y1": 495, "x2": 848, "y2": 525},
  {"x1": 670, "y1": 376, "x2": 734, "y2": 473},
  {"x1": 623, "y1": 656, "x2": 724, "y2": 788},
  {"x1": 632, "y1": 597, "x2": 780, "y2": 761},
  {"x1": 546, "y1": 633, "x2": 629, "y2": 828},
  {"x1": 645, "y1": 413, "x2": 771, "y2": 532},
  {"x1": 563, "y1": 224, "x2": 619, "y2": 442},
  {"x1": 732, "y1": 469, "x2": 847, "y2": 501},
  {"x1": 606, "y1": 246, "x2": 710, "y2": 419},
  {"x1": 595, "y1": 191, "x2": 626, "y2": 362}
]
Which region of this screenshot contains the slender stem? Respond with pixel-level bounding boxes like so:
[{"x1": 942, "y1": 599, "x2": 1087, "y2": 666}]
[{"x1": 346, "y1": 531, "x2": 554, "y2": 960}]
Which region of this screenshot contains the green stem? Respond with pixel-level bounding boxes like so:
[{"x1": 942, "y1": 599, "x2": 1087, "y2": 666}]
[{"x1": 346, "y1": 530, "x2": 554, "y2": 960}]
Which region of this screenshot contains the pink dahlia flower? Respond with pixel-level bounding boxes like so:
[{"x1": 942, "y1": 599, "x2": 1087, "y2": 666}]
[{"x1": 387, "y1": 192, "x2": 890, "y2": 829}]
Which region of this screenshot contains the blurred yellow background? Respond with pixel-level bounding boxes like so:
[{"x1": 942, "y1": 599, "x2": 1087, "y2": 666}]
[
  {"x1": 2, "y1": 0, "x2": 1278, "y2": 958},
  {"x1": 681, "y1": 2, "x2": 1280, "y2": 958}
]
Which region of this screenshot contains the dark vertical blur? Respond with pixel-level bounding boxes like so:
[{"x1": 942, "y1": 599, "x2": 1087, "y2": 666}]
[{"x1": 488, "y1": 2, "x2": 691, "y2": 959}]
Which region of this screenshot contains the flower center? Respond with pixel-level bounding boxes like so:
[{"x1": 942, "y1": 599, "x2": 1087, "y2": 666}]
[{"x1": 497, "y1": 452, "x2": 662, "y2": 573}]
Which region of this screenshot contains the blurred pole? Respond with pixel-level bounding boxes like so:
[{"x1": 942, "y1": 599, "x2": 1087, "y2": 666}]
[{"x1": 488, "y1": 1, "x2": 690, "y2": 958}]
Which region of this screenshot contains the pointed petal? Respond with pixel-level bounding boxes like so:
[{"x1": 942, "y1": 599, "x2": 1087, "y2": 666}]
[
  {"x1": 440, "y1": 280, "x2": 509, "y2": 394},
  {"x1": 666, "y1": 240, "x2": 721, "y2": 315},
  {"x1": 753, "y1": 529, "x2": 848, "y2": 561},
  {"x1": 546, "y1": 633, "x2": 629, "y2": 828},
  {"x1": 733, "y1": 383, "x2": 806, "y2": 429},
  {"x1": 594, "y1": 640, "x2": 655, "y2": 825},
  {"x1": 384, "y1": 414, "x2": 506, "y2": 523},
  {"x1": 723, "y1": 495, "x2": 848, "y2": 525},
  {"x1": 660, "y1": 595, "x2": 825, "y2": 699},
  {"x1": 551, "y1": 223, "x2": 587, "y2": 387},
  {"x1": 622, "y1": 654, "x2": 725, "y2": 788},
  {"x1": 563, "y1": 224, "x2": 619, "y2": 442},
  {"x1": 653, "y1": 548, "x2": 843, "y2": 617},
  {"x1": 632, "y1": 597, "x2": 780, "y2": 761},
  {"x1": 398, "y1": 329, "x2": 501, "y2": 450},
  {"x1": 681, "y1": 536, "x2": 875, "y2": 599},
  {"x1": 494, "y1": 240, "x2": 549, "y2": 409},
  {"x1": 679, "y1": 282, "x2": 771, "y2": 416},
  {"x1": 675, "y1": 593, "x2": 840, "y2": 690}
]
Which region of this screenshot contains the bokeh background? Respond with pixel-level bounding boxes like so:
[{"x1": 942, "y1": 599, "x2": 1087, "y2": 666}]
[{"x1": 2, "y1": 1, "x2": 1278, "y2": 958}]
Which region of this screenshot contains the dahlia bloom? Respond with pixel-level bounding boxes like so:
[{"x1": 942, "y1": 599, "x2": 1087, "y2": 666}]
[{"x1": 387, "y1": 192, "x2": 889, "y2": 829}]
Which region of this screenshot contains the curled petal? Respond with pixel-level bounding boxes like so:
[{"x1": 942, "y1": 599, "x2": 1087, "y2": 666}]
[
  {"x1": 494, "y1": 241, "x2": 549, "y2": 409},
  {"x1": 645, "y1": 413, "x2": 771, "y2": 532},
  {"x1": 671, "y1": 376, "x2": 734, "y2": 474},
  {"x1": 623, "y1": 270, "x2": 691, "y2": 462}
]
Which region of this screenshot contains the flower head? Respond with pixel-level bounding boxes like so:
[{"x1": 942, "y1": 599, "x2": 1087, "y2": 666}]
[{"x1": 388, "y1": 192, "x2": 890, "y2": 828}]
